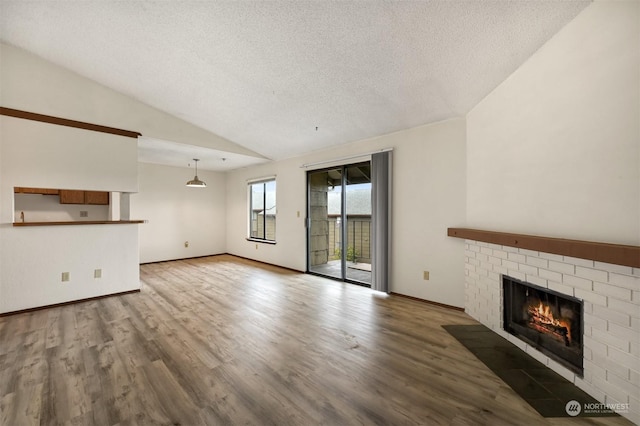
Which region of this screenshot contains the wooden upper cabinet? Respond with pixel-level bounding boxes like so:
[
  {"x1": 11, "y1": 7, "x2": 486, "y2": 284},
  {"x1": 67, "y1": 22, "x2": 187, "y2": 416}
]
[
  {"x1": 14, "y1": 187, "x2": 59, "y2": 195},
  {"x1": 16, "y1": 188, "x2": 110, "y2": 205},
  {"x1": 85, "y1": 191, "x2": 110, "y2": 205},
  {"x1": 59, "y1": 190, "x2": 86, "y2": 204},
  {"x1": 59, "y1": 190, "x2": 110, "y2": 205}
]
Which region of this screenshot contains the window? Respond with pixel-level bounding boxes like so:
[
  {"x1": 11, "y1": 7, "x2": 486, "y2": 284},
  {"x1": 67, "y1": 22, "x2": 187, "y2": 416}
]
[{"x1": 249, "y1": 179, "x2": 276, "y2": 242}]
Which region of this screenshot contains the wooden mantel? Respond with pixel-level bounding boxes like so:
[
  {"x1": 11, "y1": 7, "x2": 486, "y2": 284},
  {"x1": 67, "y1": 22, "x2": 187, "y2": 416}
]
[{"x1": 448, "y1": 228, "x2": 640, "y2": 268}]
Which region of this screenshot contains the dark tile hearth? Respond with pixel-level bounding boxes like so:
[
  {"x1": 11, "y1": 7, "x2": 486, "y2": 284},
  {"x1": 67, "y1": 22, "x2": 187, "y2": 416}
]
[{"x1": 443, "y1": 324, "x2": 618, "y2": 418}]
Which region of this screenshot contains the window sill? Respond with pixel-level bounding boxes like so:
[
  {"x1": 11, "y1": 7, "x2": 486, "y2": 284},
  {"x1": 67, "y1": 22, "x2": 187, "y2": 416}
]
[{"x1": 246, "y1": 238, "x2": 277, "y2": 245}]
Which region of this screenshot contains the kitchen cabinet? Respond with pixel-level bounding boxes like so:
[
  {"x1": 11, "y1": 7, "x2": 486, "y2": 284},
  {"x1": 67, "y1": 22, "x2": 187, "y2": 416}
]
[
  {"x1": 14, "y1": 187, "x2": 59, "y2": 195},
  {"x1": 85, "y1": 191, "x2": 110, "y2": 205},
  {"x1": 59, "y1": 190, "x2": 86, "y2": 204},
  {"x1": 14, "y1": 187, "x2": 109, "y2": 205},
  {"x1": 59, "y1": 190, "x2": 109, "y2": 205}
]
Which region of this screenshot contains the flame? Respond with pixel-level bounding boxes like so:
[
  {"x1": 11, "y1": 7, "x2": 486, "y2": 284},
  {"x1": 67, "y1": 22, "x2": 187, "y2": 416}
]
[{"x1": 527, "y1": 302, "x2": 572, "y2": 344}]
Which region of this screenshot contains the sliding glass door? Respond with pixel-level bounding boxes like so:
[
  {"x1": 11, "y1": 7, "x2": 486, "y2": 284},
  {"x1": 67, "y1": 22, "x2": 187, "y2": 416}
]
[
  {"x1": 308, "y1": 167, "x2": 343, "y2": 280},
  {"x1": 307, "y1": 162, "x2": 371, "y2": 285},
  {"x1": 344, "y1": 163, "x2": 372, "y2": 283}
]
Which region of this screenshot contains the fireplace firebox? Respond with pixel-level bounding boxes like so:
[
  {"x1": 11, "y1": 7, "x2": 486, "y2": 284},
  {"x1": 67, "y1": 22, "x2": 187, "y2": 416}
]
[{"x1": 503, "y1": 276, "x2": 583, "y2": 376}]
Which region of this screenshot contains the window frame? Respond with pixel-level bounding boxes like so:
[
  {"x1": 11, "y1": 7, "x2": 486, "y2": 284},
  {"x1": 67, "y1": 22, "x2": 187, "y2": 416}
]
[{"x1": 247, "y1": 178, "x2": 276, "y2": 244}]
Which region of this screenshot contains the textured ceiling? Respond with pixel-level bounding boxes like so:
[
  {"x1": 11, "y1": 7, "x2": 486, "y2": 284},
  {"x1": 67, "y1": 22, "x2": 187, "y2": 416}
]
[
  {"x1": 137, "y1": 137, "x2": 268, "y2": 172},
  {"x1": 0, "y1": 1, "x2": 590, "y2": 164}
]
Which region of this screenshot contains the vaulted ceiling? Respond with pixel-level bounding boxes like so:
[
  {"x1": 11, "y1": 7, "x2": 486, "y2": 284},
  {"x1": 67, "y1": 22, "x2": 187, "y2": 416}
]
[{"x1": 0, "y1": 0, "x2": 590, "y2": 167}]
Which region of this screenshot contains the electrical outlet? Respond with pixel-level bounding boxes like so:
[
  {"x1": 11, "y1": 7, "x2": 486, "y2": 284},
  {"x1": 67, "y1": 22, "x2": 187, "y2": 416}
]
[
  {"x1": 255, "y1": 244, "x2": 258, "y2": 249},
  {"x1": 184, "y1": 241, "x2": 189, "y2": 248},
  {"x1": 94, "y1": 269, "x2": 102, "y2": 279},
  {"x1": 297, "y1": 210, "x2": 300, "y2": 218},
  {"x1": 80, "y1": 211, "x2": 88, "y2": 218},
  {"x1": 61, "y1": 272, "x2": 70, "y2": 282},
  {"x1": 423, "y1": 271, "x2": 430, "y2": 280}
]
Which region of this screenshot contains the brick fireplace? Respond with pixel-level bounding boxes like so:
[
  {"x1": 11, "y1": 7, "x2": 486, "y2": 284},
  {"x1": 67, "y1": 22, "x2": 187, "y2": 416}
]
[{"x1": 450, "y1": 229, "x2": 639, "y2": 424}]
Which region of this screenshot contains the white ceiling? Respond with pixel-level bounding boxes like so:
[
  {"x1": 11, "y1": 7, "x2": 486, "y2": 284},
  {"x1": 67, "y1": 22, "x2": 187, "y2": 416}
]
[
  {"x1": 0, "y1": 0, "x2": 590, "y2": 167},
  {"x1": 138, "y1": 136, "x2": 268, "y2": 172}
]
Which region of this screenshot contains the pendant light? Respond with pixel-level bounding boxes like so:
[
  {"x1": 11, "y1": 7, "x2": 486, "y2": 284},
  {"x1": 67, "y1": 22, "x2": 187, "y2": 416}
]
[{"x1": 186, "y1": 158, "x2": 207, "y2": 187}]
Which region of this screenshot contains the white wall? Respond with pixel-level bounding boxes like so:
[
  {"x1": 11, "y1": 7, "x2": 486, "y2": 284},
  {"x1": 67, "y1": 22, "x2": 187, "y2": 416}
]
[
  {"x1": 226, "y1": 119, "x2": 467, "y2": 307},
  {"x1": 1, "y1": 225, "x2": 140, "y2": 313},
  {"x1": 0, "y1": 115, "x2": 3, "y2": 299},
  {"x1": 131, "y1": 162, "x2": 227, "y2": 263},
  {"x1": 466, "y1": 0, "x2": 640, "y2": 246},
  {"x1": 0, "y1": 116, "x2": 138, "y2": 196},
  {"x1": 15, "y1": 193, "x2": 109, "y2": 222}
]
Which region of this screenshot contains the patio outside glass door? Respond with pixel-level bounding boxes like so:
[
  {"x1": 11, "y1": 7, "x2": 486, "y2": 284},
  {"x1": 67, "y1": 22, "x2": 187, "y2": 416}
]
[{"x1": 307, "y1": 162, "x2": 371, "y2": 286}]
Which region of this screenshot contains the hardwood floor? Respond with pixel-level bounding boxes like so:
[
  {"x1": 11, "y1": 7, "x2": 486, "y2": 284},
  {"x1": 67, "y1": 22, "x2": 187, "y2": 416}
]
[{"x1": 0, "y1": 255, "x2": 632, "y2": 425}]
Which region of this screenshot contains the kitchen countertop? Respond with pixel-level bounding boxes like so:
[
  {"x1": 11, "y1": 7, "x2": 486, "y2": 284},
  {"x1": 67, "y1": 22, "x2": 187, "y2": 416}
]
[{"x1": 13, "y1": 220, "x2": 145, "y2": 227}]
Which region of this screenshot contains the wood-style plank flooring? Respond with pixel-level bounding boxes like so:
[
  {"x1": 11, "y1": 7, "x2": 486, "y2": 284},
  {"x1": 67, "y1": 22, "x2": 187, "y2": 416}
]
[{"x1": 0, "y1": 255, "x2": 632, "y2": 425}]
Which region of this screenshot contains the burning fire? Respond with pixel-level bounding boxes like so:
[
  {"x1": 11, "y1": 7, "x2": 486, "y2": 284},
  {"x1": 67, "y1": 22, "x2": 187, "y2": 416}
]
[{"x1": 527, "y1": 302, "x2": 572, "y2": 345}]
